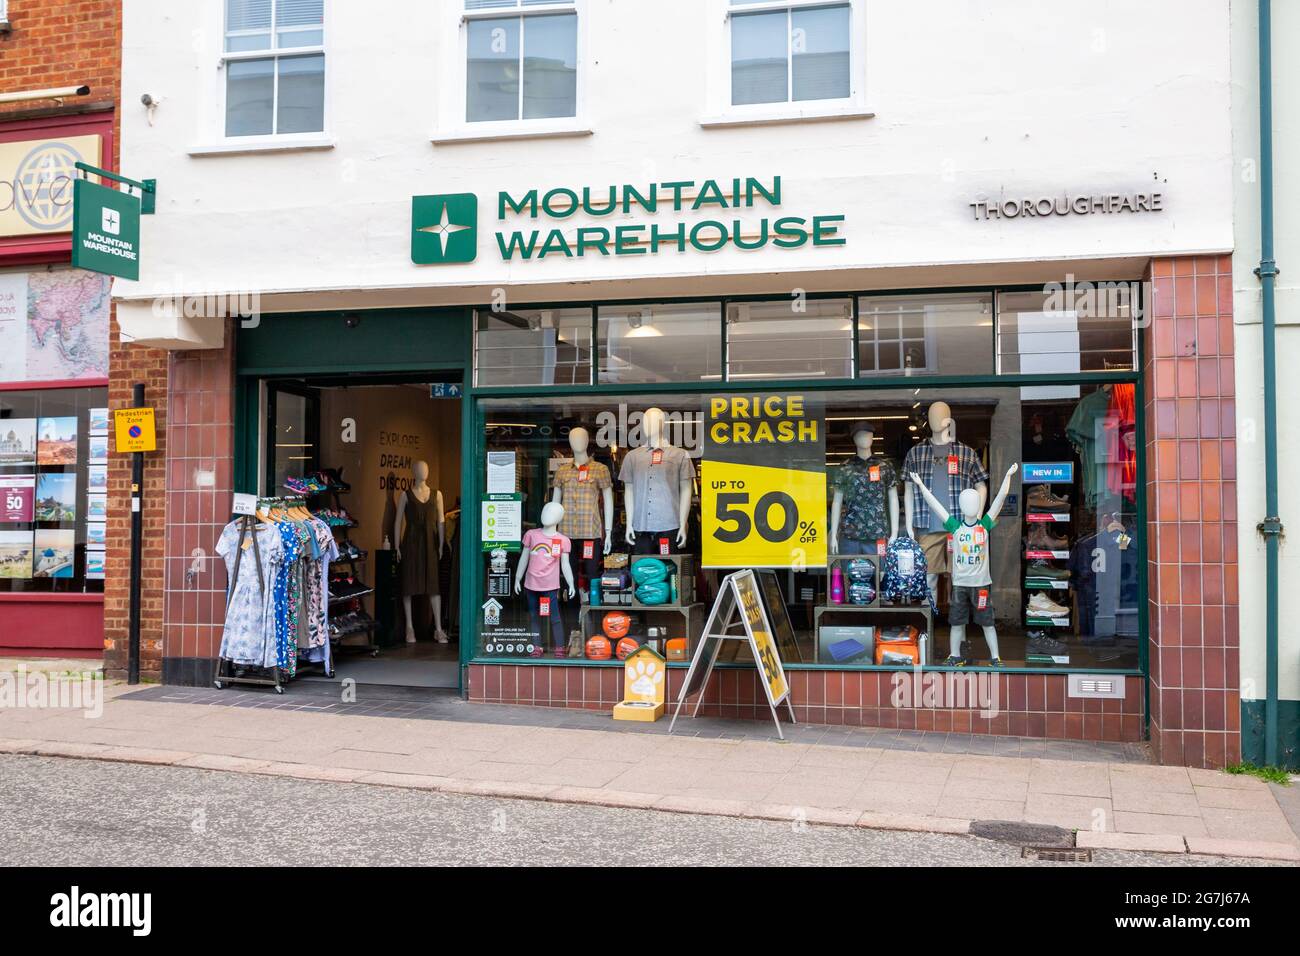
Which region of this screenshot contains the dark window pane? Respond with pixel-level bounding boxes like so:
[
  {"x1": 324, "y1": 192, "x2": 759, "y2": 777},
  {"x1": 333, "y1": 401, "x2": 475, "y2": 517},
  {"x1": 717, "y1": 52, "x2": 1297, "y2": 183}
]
[{"x1": 226, "y1": 58, "x2": 275, "y2": 136}]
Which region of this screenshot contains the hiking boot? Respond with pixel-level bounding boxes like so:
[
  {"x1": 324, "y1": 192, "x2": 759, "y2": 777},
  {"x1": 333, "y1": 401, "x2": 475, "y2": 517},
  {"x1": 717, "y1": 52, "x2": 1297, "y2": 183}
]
[
  {"x1": 1026, "y1": 484, "x2": 1071, "y2": 512},
  {"x1": 1027, "y1": 524, "x2": 1069, "y2": 550},
  {"x1": 1026, "y1": 560, "x2": 1070, "y2": 580},
  {"x1": 1026, "y1": 592, "x2": 1070, "y2": 617},
  {"x1": 1027, "y1": 632, "x2": 1067, "y2": 655}
]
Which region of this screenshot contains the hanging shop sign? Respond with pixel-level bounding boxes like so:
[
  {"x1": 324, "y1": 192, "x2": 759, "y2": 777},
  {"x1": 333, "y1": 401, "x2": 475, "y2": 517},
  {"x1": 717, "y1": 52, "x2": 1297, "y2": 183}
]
[
  {"x1": 112, "y1": 407, "x2": 156, "y2": 453},
  {"x1": 0, "y1": 135, "x2": 102, "y2": 237},
  {"x1": 701, "y1": 393, "x2": 826, "y2": 569},
  {"x1": 670, "y1": 569, "x2": 795, "y2": 739},
  {"x1": 480, "y1": 492, "x2": 522, "y2": 551},
  {"x1": 72, "y1": 178, "x2": 141, "y2": 280},
  {"x1": 412, "y1": 176, "x2": 846, "y2": 264}
]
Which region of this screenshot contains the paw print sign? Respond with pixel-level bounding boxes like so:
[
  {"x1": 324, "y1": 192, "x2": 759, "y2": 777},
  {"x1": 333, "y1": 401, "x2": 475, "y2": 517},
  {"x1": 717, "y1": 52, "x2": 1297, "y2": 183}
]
[{"x1": 613, "y1": 645, "x2": 667, "y2": 722}]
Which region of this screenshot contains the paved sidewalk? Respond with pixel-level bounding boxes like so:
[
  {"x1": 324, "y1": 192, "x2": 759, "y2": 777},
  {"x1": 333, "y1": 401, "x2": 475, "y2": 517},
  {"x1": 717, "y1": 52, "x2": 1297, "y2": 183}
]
[{"x1": 0, "y1": 680, "x2": 1296, "y2": 862}]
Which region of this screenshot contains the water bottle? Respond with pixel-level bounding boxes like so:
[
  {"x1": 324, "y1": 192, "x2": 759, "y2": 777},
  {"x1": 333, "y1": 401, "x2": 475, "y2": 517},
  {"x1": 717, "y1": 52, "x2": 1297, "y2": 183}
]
[{"x1": 830, "y1": 564, "x2": 845, "y2": 604}]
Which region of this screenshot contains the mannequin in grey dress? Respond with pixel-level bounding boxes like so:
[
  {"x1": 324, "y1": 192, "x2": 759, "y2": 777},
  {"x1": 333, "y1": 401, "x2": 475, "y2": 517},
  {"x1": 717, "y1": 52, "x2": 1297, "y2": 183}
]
[{"x1": 395, "y1": 460, "x2": 447, "y2": 643}]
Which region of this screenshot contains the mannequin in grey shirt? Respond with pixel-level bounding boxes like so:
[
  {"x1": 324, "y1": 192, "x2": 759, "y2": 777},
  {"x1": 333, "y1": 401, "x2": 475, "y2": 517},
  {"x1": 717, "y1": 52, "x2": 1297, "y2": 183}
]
[{"x1": 620, "y1": 406, "x2": 693, "y2": 548}]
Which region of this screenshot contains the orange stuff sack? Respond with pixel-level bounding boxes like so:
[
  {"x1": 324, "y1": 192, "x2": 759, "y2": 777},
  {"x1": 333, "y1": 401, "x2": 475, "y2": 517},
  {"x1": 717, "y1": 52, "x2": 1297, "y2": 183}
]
[
  {"x1": 666, "y1": 638, "x2": 688, "y2": 661},
  {"x1": 615, "y1": 637, "x2": 641, "y2": 660},
  {"x1": 874, "y1": 626, "x2": 921, "y2": 665},
  {"x1": 585, "y1": 635, "x2": 612, "y2": 660}
]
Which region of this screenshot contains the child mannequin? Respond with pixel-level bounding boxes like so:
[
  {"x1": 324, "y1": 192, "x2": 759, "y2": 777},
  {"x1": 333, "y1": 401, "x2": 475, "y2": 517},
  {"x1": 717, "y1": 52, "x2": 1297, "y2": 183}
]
[{"x1": 515, "y1": 501, "x2": 577, "y2": 658}]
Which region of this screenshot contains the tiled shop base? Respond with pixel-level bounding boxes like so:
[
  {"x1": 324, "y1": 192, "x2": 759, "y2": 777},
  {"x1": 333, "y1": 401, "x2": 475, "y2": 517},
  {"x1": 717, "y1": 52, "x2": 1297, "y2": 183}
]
[
  {"x1": 469, "y1": 664, "x2": 1147, "y2": 742},
  {"x1": 120, "y1": 684, "x2": 1151, "y2": 763}
]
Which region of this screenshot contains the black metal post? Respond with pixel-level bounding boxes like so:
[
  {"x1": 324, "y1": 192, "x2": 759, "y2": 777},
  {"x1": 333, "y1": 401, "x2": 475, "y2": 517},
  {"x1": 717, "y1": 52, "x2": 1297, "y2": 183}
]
[{"x1": 128, "y1": 382, "x2": 144, "y2": 685}]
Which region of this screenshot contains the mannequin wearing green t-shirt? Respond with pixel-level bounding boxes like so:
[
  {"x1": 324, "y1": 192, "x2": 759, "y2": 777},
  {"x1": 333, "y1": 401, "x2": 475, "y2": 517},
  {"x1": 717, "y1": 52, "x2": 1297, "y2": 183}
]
[{"x1": 908, "y1": 463, "x2": 1018, "y2": 666}]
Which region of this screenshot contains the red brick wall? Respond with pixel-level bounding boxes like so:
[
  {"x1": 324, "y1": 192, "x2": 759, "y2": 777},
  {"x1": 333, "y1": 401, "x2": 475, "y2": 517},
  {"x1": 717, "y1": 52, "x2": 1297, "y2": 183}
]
[
  {"x1": 468, "y1": 664, "x2": 1146, "y2": 741},
  {"x1": 1145, "y1": 255, "x2": 1241, "y2": 768},
  {"x1": 0, "y1": 1, "x2": 120, "y2": 117}
]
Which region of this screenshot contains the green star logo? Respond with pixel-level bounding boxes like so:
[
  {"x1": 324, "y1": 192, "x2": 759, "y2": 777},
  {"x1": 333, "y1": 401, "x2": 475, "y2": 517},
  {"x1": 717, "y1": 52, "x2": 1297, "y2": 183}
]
[{"x1": 411, "y1": 193, "x2": 478, "y2": 264}]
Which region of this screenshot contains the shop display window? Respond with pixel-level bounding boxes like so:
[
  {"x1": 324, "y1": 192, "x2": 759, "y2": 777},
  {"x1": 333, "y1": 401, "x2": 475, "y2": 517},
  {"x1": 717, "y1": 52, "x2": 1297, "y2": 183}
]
[
  {"x1": 726, "y1": 298, "x2": 853, "y2": 380},
  {"x1": 857, "y1": 292, "x2": 995, "y2": 376},
  {"x1": 474, "y1": 307, "x2": 594, "y2": 386},
  {"x1": 597, "y1": 302, "x2": 722, "y2": 384},
  {"x1": 474, "y1": 381, "x2": 1140, "y2": 671},
  {"x1": 0, "y1": 387, "x2": 108, "y2": 594},
  {"x1": 997, "y1": 287, "x2": 1138, "y2": 373}
]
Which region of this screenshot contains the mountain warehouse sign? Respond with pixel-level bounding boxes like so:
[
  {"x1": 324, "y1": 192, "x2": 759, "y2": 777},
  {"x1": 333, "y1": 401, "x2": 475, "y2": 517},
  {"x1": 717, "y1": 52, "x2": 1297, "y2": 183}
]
[{"x1": 411, "y1": 176, "x2": 845, "y2": 265}]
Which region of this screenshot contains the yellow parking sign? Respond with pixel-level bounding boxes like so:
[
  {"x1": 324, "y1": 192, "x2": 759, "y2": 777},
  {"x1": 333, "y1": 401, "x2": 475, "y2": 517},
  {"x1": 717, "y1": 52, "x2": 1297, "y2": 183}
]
[{"x1": 114, "y1": 408, "x2": 157, "y2": 453}]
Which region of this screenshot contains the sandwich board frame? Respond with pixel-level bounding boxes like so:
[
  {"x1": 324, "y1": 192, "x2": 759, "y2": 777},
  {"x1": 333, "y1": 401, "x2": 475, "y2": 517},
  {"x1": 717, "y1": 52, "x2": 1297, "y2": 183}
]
[{"x1": 669, "y1": 568, "x2": 796, "y2": 739}]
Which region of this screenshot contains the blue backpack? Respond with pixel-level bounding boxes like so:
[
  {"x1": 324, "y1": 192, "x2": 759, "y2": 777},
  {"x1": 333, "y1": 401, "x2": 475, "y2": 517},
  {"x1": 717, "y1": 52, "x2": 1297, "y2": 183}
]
[{"x1": 882, "y1": 536, "x2": 929, "y2": 604}]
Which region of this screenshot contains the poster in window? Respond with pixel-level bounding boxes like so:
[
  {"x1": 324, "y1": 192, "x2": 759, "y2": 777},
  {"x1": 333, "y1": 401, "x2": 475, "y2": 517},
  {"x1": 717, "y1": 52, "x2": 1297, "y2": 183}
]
[
  {"x1": 0, "y1": 475, "x2": 35, "y2": 523},
  {"x1": 0, "y1": 419, "x2": 37, "y2": 468},
  {"x1": 36, "y1": 416, "x2": 78, "y2": 466},
  {"x1": 86, "y1": 493, "x2": 107, "y2": 520},
  {"x1": 32, "y1": 529, "x2": 74, "y2": 578},
  {"x1": 86, "y1": 524, "x2": 106, "y2": 547},
  {"x1": 88, "y1": 435, "x2": 108, "y2": 464},
  {"x1": 0, "y1": 530, "x2": 33, "y2": 579},
  {"x1": 0, "y1": 273, "x2": 28, "y2": 382},
  {"x1": 85, "y1": 551, "x2": 105, "y2": 580},
  {"x1": 88, "y1": 408, "x2": 109, "y2": 435},
  {"x1": 87, "y1": 465, "x2": 107, "y2": 492},
  {"x1": 34, "y1": 474, "x2": 76, "y2": 522}
]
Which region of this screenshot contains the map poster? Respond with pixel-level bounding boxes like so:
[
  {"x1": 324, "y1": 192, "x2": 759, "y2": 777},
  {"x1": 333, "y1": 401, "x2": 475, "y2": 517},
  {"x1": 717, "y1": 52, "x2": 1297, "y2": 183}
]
[
  {"x1": 0, "y1": 273, "x2": 28, "y2": 381},
  {"x1": 0, "y1": 475, "x2": 35, "y2": 523}
]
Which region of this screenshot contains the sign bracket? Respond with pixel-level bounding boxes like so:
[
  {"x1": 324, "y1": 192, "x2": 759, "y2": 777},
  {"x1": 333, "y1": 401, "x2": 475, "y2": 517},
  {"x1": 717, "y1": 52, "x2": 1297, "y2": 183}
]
[{"x1": 75, "y1": 161, "x2": 156, "y2": 214}]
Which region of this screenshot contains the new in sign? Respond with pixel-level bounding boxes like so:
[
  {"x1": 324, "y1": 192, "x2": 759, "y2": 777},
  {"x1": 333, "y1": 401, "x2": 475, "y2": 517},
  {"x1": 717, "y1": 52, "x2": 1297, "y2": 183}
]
[
  {"x1": 72, "y1": 178, "x2": 141, "y2": 280},
  {"x1": 114, "y1": 408, "x2": 156, "y2": 453}
]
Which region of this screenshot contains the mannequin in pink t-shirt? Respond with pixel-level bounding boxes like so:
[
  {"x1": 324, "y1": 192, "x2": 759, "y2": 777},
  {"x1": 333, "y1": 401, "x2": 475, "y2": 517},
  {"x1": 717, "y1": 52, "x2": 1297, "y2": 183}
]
[{"x1": 515, "y1": 501, "x2": 576, "y2": 657}]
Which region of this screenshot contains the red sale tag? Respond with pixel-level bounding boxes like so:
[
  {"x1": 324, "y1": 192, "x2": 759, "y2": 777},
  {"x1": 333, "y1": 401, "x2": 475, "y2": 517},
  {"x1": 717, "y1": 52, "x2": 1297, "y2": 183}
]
[
  {"x1": 947, "y1": 455, "x2": 959, "y2": 476},
  {"x1": 582, "y1": 540, "x2": 594, "y2": 559},
  {"x1": 869, "y1": 465, "x2": 880, "y2": 482},
  {"x1": 577, "y1": 465, "x2": 589, "y2": 482},
  {"x1": 539, "y1": 597, "x2": 551, "y2": 617},
  {"x1": 550, "y1": 537, "x2": 562, "y2": 556},
  {"x1": 977, "y1": 589, "x2": 989, "y2": 610},
  {"x1": 658, "y1": 537, "x2": 670, "y2": 556},
  {"x1": 651, "y1": 448, "x2": 663, "y2": 466},
  {"x1": 974, "y1": 527, "x2": 986, "y2": 545},
  {"x1": 876, "y1": 538, "x2": 887, "y2": 556}
]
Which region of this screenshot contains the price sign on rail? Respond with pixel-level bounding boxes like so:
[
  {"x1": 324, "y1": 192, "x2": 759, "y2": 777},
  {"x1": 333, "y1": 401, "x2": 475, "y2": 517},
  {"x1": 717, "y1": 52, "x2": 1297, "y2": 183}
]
[{"x1": 701, "y1": 393, "x2": 826, "y2": 569}]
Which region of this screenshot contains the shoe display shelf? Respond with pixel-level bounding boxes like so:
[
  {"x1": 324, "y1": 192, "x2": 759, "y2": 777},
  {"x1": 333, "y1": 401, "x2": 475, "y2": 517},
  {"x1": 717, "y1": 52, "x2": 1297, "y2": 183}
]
[
  {"x1": 1022, "y1": 485, "x2": 1073, "y2": 633},
  {"x1": 304, "y1": 470, "x2": 379, "y2": 665}
]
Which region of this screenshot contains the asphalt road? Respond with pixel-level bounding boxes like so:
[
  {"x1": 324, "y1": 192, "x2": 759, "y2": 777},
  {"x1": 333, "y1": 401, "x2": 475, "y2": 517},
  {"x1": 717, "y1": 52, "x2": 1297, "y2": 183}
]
[{"x1": 0, "y1": 755, "x2": 1282, "y2": 867}]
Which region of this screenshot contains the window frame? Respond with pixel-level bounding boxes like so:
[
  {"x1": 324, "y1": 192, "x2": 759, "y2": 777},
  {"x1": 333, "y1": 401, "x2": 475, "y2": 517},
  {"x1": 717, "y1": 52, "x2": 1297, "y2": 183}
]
[
  {"x1": 435, "y1": 0, "x2": 589, "y2": 144},
  {"x1": 704, "y1": 0, "x2": 871, "y2": 128},
  {"x1": 218, "y1": 0, "x2": 329, "y2": 143}
]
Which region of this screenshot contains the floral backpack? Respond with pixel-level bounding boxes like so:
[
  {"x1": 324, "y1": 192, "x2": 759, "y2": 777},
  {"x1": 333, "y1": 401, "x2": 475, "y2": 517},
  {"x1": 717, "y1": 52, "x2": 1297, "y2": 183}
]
[{"x1": 881, "y1": 535, "x2": 929, "y2": 603}]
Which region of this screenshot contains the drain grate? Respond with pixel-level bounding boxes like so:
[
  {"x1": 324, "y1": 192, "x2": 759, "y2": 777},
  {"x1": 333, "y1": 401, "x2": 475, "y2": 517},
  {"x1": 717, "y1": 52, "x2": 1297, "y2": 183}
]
[{"x1": 1022, "y1": 846, "x2": 1093, "y2": 863}]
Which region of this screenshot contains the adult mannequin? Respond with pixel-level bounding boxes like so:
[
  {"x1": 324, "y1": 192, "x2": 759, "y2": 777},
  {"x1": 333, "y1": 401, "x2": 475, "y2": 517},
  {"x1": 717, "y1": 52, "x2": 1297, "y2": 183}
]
[
  {"x1": 830, "y1": 425, "x2": 899, "y2": 554},
  {"x1": 515, "y1": 501, "x2": 576, "y2": 657},
  {"x1": 909, "y1": 463, "x2": 1018, "y2": 665},
  {"x1": 395, "y1": 460, "x2": 447, "y2": 644},
  {"x1": 552, "y1": 427, "x2": 614, "y2": 600},
  {"x1": 903, "y1": 401, "x2": 989, "y2": 596},
  {"x1": 620, "y1": 407, "x2": 694, "y2": 554}
]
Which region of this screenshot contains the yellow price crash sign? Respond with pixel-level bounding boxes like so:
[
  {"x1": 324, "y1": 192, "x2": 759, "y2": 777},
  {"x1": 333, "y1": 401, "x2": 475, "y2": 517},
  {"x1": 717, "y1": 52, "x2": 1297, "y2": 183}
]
[
  {"x1": 113, "y1": 407, "x2": 157, "y2": 453},
  {"x1": 702, "y1": 393, "x2": 826, "y2": 569}
]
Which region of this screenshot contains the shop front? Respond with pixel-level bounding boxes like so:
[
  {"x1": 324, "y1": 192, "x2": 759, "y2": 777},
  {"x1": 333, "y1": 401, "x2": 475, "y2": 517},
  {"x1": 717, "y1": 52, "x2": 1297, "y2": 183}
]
[
  {"x1": 208, "y1": 276, "x2": 1159, "y2": 742},
  {"x1": 0, "y1": 112, "x2": 115, "y2": 655}
]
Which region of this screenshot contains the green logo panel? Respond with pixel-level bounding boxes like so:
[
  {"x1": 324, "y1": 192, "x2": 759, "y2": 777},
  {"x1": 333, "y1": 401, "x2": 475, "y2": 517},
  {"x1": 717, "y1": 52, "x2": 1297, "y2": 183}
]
[
  {"x1": 71, "y1": 178, "x2": 142, "y2": 281},
  {"x1": 411, "y1": 193, "x2": 478, "y2": 264}
]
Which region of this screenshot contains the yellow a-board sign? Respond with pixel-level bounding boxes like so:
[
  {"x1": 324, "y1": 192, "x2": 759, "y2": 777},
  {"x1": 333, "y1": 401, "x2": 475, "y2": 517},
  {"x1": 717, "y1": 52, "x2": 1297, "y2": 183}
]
[
  {"x1": 669, "y1": 568, "x2": 795, "y2": 739},
  {"x1": 702, "y1": 393, "x2": 826, "y2": 569},
  {"x1": 114, "y1": 407, "x2": 157, "y2": 453}
]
